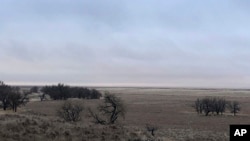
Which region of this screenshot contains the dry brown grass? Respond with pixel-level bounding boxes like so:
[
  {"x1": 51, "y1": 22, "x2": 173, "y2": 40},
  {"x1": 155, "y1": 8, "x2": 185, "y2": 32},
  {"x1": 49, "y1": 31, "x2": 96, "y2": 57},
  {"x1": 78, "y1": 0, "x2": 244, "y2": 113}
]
[
  {"x1": 0, "y1": 114, "x2": 169, "y2": 141},
  {"x1": 1, "y1": 87, "x2": 250, "y2": 140}
]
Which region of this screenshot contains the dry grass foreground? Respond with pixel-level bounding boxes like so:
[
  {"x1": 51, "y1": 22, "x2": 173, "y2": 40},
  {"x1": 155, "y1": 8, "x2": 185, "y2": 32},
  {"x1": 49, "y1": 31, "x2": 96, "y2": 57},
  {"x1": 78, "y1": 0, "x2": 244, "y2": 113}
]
[
  {"x1": 0, "y1": 113, "x2": 169, "y2": 141},
  {"x1": 2, "y1": 87, "x2": 250, "y2": 140}
]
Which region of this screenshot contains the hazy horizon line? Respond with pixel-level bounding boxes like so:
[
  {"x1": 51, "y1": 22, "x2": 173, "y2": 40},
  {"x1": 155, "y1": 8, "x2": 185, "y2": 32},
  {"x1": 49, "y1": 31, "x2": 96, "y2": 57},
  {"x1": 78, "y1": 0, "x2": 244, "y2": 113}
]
[{"x1": 5, "y1": 81, "x2": 250, "y2": 90}]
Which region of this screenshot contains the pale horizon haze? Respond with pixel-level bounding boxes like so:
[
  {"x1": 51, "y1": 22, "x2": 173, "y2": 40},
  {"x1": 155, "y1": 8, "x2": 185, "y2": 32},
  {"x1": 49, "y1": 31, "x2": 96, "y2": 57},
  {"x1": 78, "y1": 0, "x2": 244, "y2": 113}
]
[{"x1": 1, "y1": 0, "x2": 250, "y2": 88}]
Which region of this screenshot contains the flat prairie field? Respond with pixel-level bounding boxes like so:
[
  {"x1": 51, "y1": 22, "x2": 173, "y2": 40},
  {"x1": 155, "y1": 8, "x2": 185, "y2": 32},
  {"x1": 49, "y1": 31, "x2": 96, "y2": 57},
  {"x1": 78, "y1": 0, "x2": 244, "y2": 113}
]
[
  {"x1": 95, "y1": 88, "x2": 250, "y2": 131},
  {"x1": 14, "y1": 87, "x2": 250, "y2": 141},
  {"x1": 25, "y1": 88, "x2": 250, "y2": 133}
]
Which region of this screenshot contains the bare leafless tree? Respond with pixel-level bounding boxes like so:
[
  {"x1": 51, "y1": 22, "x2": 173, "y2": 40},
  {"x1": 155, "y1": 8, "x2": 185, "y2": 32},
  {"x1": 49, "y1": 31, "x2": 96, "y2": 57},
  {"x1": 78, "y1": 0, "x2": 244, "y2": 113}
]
[
  {"x1": 201, "y1": 97, "x2": 213, "y2": 116},
  {"x1": 89, "y1": 92, "x2": 126, "y2": 124},
  {"x1": 8, "y1": 87, "x2": 29, "y2": 112},
  {"x1": 194, "y1": 98, "x2": 203, "y2": 114},
  {"x1": 194, "y1": 97, "x2": 227, "y2": 116},
  {"x1": 88, "y1": 108, "x2": 106, "y2": 125},
  {"x1": 0, "y1": 82, "x2": 28, "y2": 112},
  {"x1": 214, "y1": 97, "x2": 226, "y2": 115},
  {"x1": 228, "y1": 101, "x2": 240, "y2": 116}
]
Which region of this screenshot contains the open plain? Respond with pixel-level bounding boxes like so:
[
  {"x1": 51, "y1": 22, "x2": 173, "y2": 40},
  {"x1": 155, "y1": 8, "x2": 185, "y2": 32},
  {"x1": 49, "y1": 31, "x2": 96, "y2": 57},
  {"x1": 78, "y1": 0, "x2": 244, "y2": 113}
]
[{"x1": 1, "y1": 87, "x2": 250, "y2": 141}]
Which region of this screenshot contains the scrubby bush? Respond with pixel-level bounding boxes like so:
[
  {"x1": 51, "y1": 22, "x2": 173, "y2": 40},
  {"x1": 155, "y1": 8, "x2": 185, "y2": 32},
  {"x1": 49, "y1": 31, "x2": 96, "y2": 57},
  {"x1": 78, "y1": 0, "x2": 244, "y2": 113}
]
[
  {"x1": 145, "y1": 124, "x2": 158, "y2": 136},
  {"x1": 57, "y1": 100, "x2": 83, "y2": 122}
]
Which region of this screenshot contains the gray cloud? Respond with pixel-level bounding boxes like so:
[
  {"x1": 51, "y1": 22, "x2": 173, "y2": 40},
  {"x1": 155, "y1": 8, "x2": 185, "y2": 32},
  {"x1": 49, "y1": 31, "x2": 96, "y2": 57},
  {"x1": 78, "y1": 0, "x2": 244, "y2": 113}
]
[{"x1": 1, "y1": 0, "x2": 250, "y2": 88}]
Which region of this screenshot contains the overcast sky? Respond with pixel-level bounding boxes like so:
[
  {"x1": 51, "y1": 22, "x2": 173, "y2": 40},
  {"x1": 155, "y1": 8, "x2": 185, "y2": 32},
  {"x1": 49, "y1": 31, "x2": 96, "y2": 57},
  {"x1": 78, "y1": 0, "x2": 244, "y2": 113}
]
[{"x1": 1, "y1": 0, "x2": 250, "y2": 88}]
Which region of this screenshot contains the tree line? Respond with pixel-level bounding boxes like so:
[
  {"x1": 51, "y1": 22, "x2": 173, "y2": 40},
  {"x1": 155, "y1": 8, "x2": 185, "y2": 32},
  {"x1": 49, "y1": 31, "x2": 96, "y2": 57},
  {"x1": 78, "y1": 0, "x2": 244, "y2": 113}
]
[
  {"x1": 41, "y1": 83, "x2": 102, "y2": 100},
  {"x1": 194, "y1": 97, "x2": 240, "y2": 116},
  {"x1": 0, "y1": 81, "x2": 102, "y2": 112}
]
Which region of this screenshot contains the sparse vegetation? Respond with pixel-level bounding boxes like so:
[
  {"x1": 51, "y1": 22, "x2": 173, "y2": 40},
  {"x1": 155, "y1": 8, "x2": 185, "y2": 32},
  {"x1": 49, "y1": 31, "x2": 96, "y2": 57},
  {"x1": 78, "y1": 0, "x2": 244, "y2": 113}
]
[
  {"x1": 0, "y1": 114, "x2": 168, "y2": 141},
  {"x1": 0, "y1": 84, "x2": 247, "y2": 141}
]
